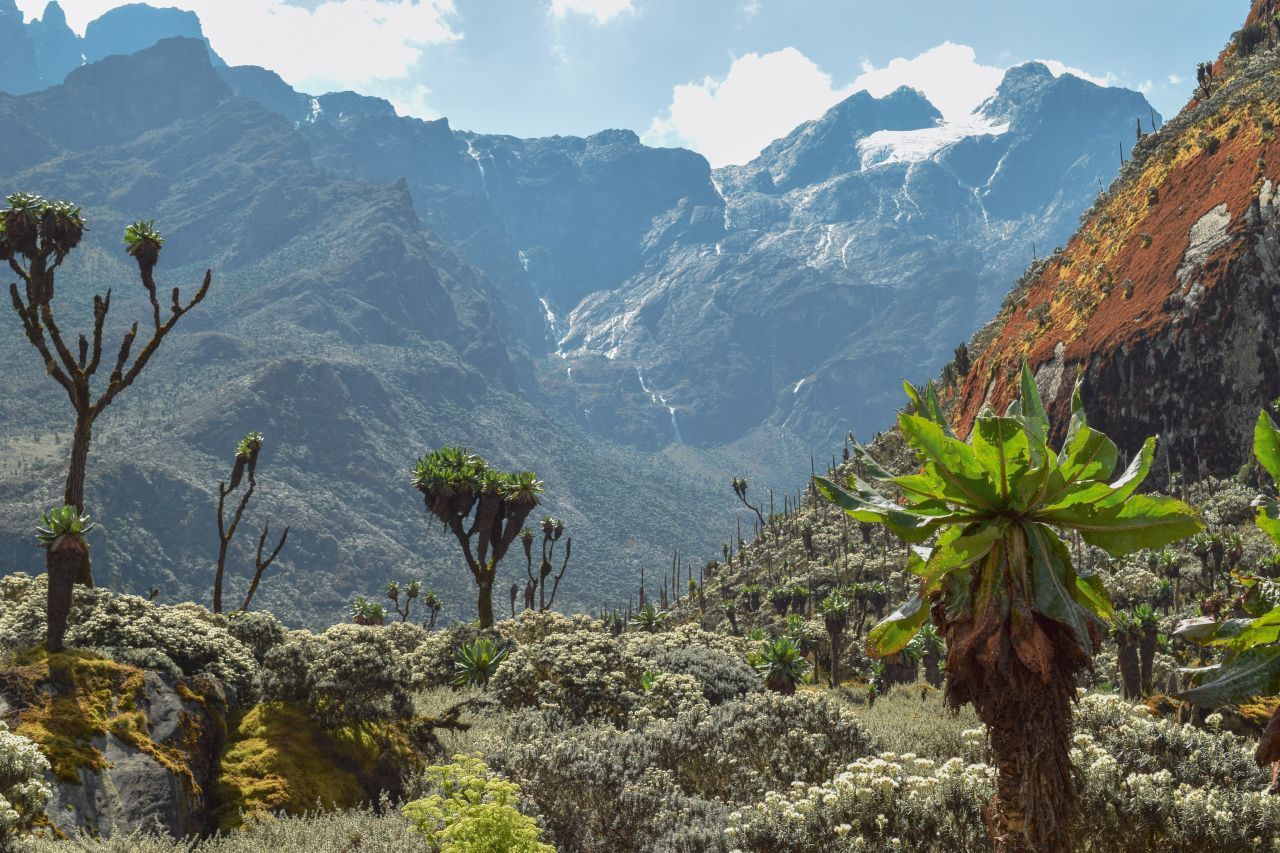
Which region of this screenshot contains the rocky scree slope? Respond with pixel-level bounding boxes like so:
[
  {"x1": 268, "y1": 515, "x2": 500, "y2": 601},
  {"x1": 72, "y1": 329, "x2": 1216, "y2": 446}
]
[{"x1": 955, "y1": 0, "x2": 1280, "y2": 481}]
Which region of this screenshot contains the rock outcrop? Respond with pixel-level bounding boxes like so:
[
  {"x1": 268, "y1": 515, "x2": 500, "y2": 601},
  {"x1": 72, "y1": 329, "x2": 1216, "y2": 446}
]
[{"x1": 955, "y1": 0, "x2": 1280, "y2": 479}]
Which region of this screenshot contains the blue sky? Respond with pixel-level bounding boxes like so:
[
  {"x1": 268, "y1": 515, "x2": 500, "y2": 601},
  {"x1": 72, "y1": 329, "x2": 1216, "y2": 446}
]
[{"x1": 21, "y1": 0, "x2": 1249, "y2": 166}]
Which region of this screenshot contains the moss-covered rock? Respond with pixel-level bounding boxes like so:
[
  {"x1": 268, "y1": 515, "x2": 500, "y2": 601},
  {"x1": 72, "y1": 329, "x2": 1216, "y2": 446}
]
[
  {"x1": 211, "y1": 701, "x2": 424, "y2": 832},
  {"x1": 0, "y1": 647, "x2": 228, "y2": 838}
]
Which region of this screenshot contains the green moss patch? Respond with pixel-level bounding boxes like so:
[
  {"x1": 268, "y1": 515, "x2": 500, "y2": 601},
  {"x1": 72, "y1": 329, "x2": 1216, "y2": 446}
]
[
  {"x1": 4, "y1": 647, "x2": 202, "y2": 790},
  {"x1": 211, "y1": 702, "x2": 420, "y2": 832}
]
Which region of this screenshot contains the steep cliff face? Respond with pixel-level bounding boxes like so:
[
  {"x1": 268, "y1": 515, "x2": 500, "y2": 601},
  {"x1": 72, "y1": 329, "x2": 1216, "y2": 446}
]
[{"x1": 955, "y1": 0, "x2": 1280, "y2": 479}]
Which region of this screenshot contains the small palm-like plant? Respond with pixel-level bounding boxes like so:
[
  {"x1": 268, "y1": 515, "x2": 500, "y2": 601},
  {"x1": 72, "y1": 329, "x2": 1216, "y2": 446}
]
[
  {"x1": 753, "y1": 637, "x2": 809, "y2": 695},
  {"x1": 630, "y1": 603, "x2": 671, "y2": 633},
  {"x1": 908, "y1": 622, "x2": 946, "y2": 688},
  {"x1": 123, "y1": 219, "x2": 164, "y2": 270},
  {"x1": 348, "y1": 595, "x2": 387, "y2": 626},
  {"x1": 819, "y1": 590, "x2": 852, "y2": 687},
  {"x1": 36, "y1": 506, "x2": 96, "y2": 652},
  {"x1": 817, "y1": 365, "x2": 1200, "y2": 852},
  {"x1": 453, "y1": 637, "x2": 509, "y2": 689}
]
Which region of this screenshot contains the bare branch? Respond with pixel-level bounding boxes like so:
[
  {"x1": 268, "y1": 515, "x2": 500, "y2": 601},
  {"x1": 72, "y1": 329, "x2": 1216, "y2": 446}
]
[{"x1": 240, "y1": 520, "x2": 289, "y2": 612}]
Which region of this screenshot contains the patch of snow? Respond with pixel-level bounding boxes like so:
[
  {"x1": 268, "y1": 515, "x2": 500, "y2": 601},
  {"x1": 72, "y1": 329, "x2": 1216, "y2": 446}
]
[
  {"x1": 306, "y1": 97, "x2": 323, "y2": 124},
  {"x1": 466, "y1": 139, "x2": 488, "y2": 192},
  {"x1": 518, "y1": 250, "x2": 530, "y2": 272},
  {"x1": 793, "y1": 377, "x2": 810, "y2": 394},
  {"x1": 858, "y1": 116, "x2": 1008, "y2": 170}
]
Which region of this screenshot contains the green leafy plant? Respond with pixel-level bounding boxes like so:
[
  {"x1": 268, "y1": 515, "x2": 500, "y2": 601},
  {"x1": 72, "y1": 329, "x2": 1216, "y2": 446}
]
[
  {"x1": 1179, "y1": 410, "x2": 1280, "y2": 774},
  {"x1": 413, "y1": 448, "x2": 543, "y2": 627},
  {"x1": 347, "y1": 595, "x2": 387, "y2": 626},
  {"x1": 630, "y1": 603, "x2": 671, "y2": 634},
  {"x1": 753, "y1": 637, "x2": 809, "y2": 695},
  {"x1": 402, "y1": 755, "x2": 553, "y2": 852},
  {"x1": 453, "y1": 637, "x2": 509, "y2": 689},
  {"x1": 816, "y1": 365, "x2": 1200, "y2": 853},
  {"x1": 35, "y1": 506, "x2": 96, "y2": 652}
]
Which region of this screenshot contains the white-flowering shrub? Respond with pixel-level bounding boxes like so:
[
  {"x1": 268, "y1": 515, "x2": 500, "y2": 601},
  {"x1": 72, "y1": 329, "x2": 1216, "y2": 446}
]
[
  {"x1": 491, "y1": 628, "x2": 646, "y2": 725},
  {"x1": 262, "y1": 624, "x2": 414, "y2": 725},
  {"x1": 0, "y1": 573, "x2": 259, "y2": 703},
  {"x1": 488, "y1": 691, "x2": 875, "y2": 852},
  {"x1": 0, "y1": 720, "x2": 51, "y2": 846},
  {"x1": 623, "y1": 627, "x2": 759, "y2": 705},
  {"x1": 224, "y1": 610, "x2": 287, "y2": 664}
]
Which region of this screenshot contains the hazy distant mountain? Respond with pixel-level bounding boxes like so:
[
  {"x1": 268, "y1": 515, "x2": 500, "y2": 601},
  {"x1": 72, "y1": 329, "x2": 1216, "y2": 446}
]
[{"x1": 0, "y1": 0, "x2": 222, "y2": 94}]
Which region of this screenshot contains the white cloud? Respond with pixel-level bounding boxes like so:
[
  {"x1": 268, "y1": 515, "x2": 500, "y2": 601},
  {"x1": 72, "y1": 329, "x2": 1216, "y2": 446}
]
[
  {"x1": 18, "y1": 0, "x2": 459, "y2": 94},
  {"x1": 849, "y1": 42, "x2": 1003, "y2": 122},
  {"x1": 1167, "y1": 73, "x2": 1183, "y2": 85},
  {"x1": 1034, "y1": 59, "x2": 1117, "y2": 89},
  {"x1": 386, "y1": 82, "x2": 442, "y2": 119},
  {"x1": 645, "y1": 42, "x2": 1124, "y2": 168},
  {"x1": 642, "y1": 47, "x2": 855, "y2": 168},
  {"x1": 549, "y1": 0, "x2": 634, "y2": 24}
]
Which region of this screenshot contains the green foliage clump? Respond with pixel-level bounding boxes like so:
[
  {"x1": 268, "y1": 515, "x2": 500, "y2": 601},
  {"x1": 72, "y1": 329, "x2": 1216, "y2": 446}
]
[
  {"x1": 402, "y1": 755, "x2": 553, "y2": 852},
  {"x1": 752, "y1": 637, "x2": 809, "y2": 695},
  {"x1": 452, "y1": 639, "x2": 508, "y2": 689}
]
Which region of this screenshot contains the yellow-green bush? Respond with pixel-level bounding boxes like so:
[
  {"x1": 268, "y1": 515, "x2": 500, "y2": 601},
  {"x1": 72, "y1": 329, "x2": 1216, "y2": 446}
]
[{"x1": 402, "y1": 755, "x2": 552, "y2": 852}]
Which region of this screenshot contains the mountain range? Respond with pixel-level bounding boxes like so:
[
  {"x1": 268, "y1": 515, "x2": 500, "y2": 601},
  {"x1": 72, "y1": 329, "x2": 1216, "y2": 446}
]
[{"x1": 0, "y1": 2, "x2": 1159, "y2": 625}]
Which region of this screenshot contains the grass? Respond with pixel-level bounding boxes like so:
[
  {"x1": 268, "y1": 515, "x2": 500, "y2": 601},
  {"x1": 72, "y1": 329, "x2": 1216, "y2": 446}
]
[{"x1": 850, "y1": 682, "x2": 984, "y2": 761}]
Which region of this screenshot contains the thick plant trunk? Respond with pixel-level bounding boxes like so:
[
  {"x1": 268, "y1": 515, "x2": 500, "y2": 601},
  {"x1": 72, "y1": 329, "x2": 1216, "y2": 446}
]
[
  {"x1": 1117, "y1": 636, "x2": 1141, "y2": 700},
  {"x1": 945, "y1": 613, "x2": 1086, "y2": 853},
  {"x1": 924, "y1": 651, "x2": 943, "y2": 688},
  {"x1": 1138, "y1": 626, "x2": 1158, "y2": 695},
  {"x1": 64, "y1": 412, "x2": 94, "y2": 587},
  {"x1": 46, "y1": 543, "x2": 82, "y2": 652},
  {"x1": 828, "y1": 629, "x2": 843, "y2": 688},
  {"x1": 476, "y1": 573, "x2": 495, "y2": 628}
]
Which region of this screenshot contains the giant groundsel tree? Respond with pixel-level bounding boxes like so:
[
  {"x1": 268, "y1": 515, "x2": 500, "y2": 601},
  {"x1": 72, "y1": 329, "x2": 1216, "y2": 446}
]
[
  {"x1": 816, "y1": 365, "x2": 1201, "y2": 853},
  {"x1": 413, "y1": 447, "x2": 543, "y2": 628},
  {"x1": 3, "y1": 194, "x2": 210, "y2": 584}
]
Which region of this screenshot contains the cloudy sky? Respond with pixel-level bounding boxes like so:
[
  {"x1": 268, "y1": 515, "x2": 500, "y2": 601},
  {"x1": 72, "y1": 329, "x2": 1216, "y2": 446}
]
[{"x1": 16, "y1": 0, "x2": 1246, "y2": 167}]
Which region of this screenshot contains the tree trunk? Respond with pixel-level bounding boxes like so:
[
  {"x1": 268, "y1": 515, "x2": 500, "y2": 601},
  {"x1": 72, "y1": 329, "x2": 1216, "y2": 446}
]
[
  {"x1": 924, "y1": 651, "x2": 943, "y2": 688},
  {"x1": 946, "y1": 613, "x2": 1085, "y2": 853},
  {"x1": 1138, "y1": 626, "x2": 1158, "y2": 695},
  {"x1": 46, "y1": 541, "x2": 83, "y2": 652},
  {"x1": 828, "y1": 629, "x2": 843, "y2": 688},
  {"x1": 64, "y1": 412, "x2": 94, "y2": 587},
  {"x1": 1117, "y1": 636, "x2": 1141, "y2": 700},
  {"x1": 476, "y1": 573, "x2": 496, "y2": 628}
]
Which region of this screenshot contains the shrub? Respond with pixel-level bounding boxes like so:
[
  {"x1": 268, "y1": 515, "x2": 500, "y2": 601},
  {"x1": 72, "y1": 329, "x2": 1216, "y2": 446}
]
[
  {"x1": 490, "y1": 628, "x2": 646, "y2": 725},
  {"x1": 224, "y1": 610, "x2": 287, "y2": 664},
  {"x1": 623, "y1": 626, "x2": 758, "y2": 705},
  {"x1": 0, "y1": 720, "x2": 51, "y2": 847},
  {"x1": 487, "y1": 691, "x2": 875, "y2": 851},
  {"x1": 262, "y1": 624, "x2": 413, "y2": 726},
  {"x1": 452, "y1": 639, "x2": 509, "y2": 689},
  {"x1": 402, "y1": 755, "x2": 553, "y2": 852},
  {"x1": 0, "y1": 573, "x2": 259, "y2": 704}
]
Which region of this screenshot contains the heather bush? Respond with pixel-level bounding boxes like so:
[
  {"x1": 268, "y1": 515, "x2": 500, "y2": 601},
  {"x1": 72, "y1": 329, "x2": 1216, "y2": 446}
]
[
  {"x1": 487, "y1": 691, "x2": 875, "y2": 851},
  {"x1": 623, "y1": 627, "x2": 758, "y2": 705},
  {"x1": 490, "y1": 627, "x2": 646, "y2": 725},
  {"x1": 261, "y1": 623, "x2": 414, "y2": 725},
  {"x1": 223, "y1": 611, "x2": 287, "y2": 665},
  {"x1": 0, "y1": 721, "x2": 51, "y2": 849},
  {"x1": 0, "y1": 574, "x2": 258, "y2": 703}
]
